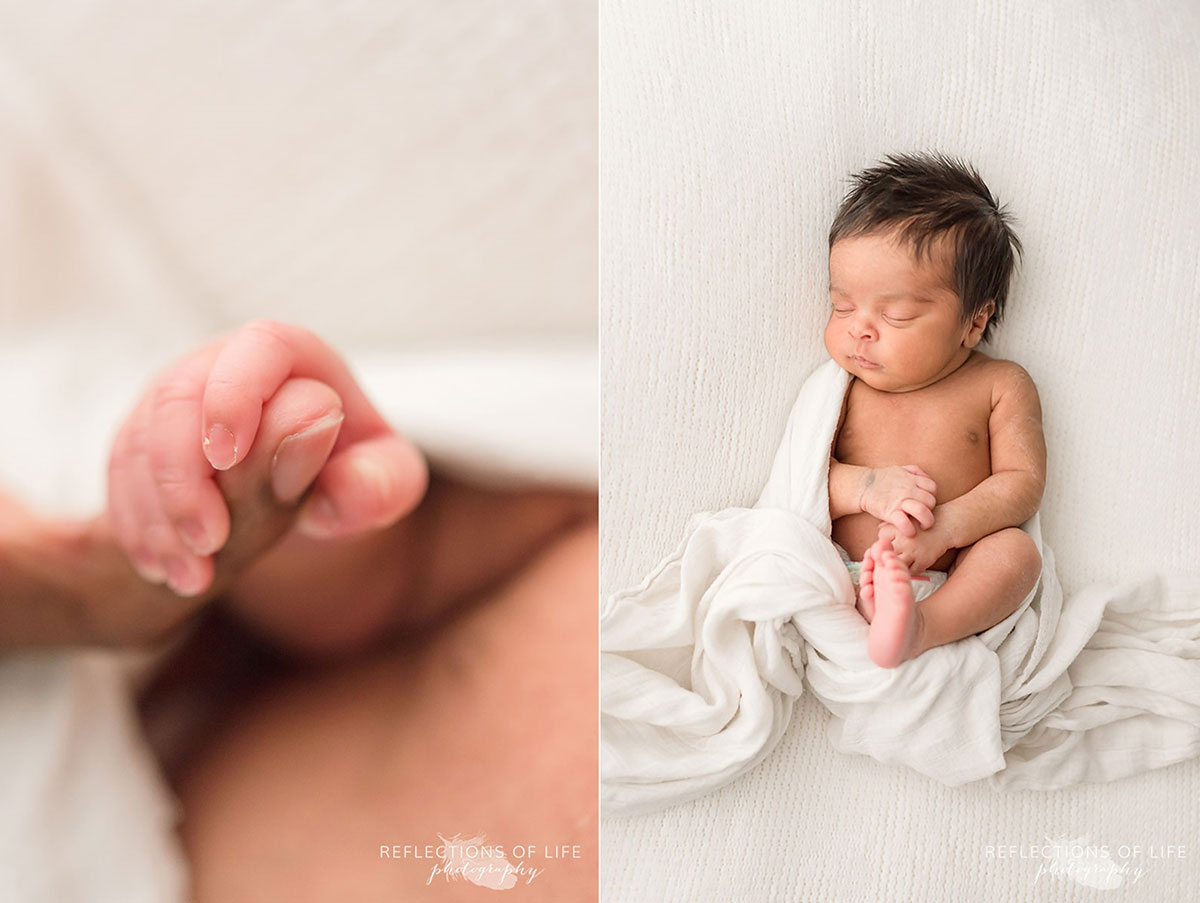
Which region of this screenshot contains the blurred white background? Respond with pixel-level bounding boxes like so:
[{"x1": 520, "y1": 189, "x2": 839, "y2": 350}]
[{"x1": 0, "y1": 0, "x2": 597, "y2": 511}]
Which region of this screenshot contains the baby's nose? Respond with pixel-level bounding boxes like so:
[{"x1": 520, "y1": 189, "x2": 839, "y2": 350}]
[{"x1": 849, "y1": 314, "x2": 877, "y2": 340}]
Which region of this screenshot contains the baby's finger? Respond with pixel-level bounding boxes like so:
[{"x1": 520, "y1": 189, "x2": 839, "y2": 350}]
[
  {"x1": 887, "y1": 509, "x2": 918, "y2": 537},
  {"x1": 903, "y1": 466, "x2": 937, "y2": 493},
  {"x1": 201, "y1": 320, "x2": 393, "y2": 471},
  {"x1": 911, "y1": 488, "x2": 937, "y2": 510},
  {"x1": 116, "y1": 429, "x2": 214, "y2": 596},
  {"x1": 295, "y1": 434, "x2": 428, "y2": 539},
  {"x1": 898, "y1": 499, "x2": 934, "y2": 531},
  {"x1": 145, "y1": 347, "x2": 230, "y2": 557},
  {"x1": 108, "y1": 402, "x2": 166, "y2": 582}
]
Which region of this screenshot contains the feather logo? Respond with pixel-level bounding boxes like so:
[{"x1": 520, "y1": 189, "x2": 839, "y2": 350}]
[
  {"x1": 434, "y1": 833, "x2": 518, "y2": 891},
  {"x1": 1033, "y1": 835, "x2": 1125, "y2": 889}
]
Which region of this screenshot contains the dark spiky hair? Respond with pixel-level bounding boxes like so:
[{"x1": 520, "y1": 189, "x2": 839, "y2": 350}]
[{"x1": 829, "y1": 152, "x2": 1022, "y2": 343}]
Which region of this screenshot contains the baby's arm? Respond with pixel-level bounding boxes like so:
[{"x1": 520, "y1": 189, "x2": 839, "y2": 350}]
[{"x1": 932, "y1": 363, "x2": 1046, "y2": 550}]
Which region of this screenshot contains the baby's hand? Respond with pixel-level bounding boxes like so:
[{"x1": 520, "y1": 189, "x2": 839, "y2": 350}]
[
  {"x1": 107, "y1": 320, "x2": 427, "y2": 597},
  {"x1": 858, "y1": 465, "x2": 937, "y2": 538},
  {"x1": 876, "y1": 520, "x2": 951, "y2": 574}
]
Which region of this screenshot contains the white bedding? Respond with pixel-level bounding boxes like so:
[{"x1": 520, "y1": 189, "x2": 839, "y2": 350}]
[
  {"x1": 601, "y1": 0, "x2": 1200, "y2": 898},
  {"x1": 602, "y1": 360, "x2": 1200, "y2": 815}
]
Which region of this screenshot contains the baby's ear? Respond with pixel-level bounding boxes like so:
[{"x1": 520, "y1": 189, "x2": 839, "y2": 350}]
[{"x1": 964, "y1": 300, "x2": 995, "y2": 347}]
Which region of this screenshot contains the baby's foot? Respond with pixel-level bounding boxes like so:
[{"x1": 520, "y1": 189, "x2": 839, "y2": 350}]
[
  {"x1": 866, "y1": 548, "x2": 925, "y2": 669},
  {"x1": 856, "y1": 543, "x2": 878, "y2": 623}
]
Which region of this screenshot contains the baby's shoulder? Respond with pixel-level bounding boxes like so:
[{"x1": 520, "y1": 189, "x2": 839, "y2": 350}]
[
  {"x1": 968, "y1": 354, "x2": 1040, "y2": 409},
  {"x1": 973, "y1": 354, "x2": 1037, "y2": 387}
]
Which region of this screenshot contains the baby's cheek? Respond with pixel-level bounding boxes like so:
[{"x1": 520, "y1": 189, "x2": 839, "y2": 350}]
[{"x1": 822, "y1": 321, "x2": 839, "y2": 359}]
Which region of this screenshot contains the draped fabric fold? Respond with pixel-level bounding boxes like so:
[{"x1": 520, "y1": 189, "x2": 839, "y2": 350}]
[{"x1": 601, "y1": 360, "x2": 1200, "y2": 816}]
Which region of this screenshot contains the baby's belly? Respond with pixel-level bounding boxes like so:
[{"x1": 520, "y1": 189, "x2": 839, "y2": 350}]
[{"x1": 831, "y1": 370, "x2": 994, "y2": 567}]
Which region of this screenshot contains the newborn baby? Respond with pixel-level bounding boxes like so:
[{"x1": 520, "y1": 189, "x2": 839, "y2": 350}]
[{"x1": 824, "y1": 153, "x2": 1046, "y2": 668}]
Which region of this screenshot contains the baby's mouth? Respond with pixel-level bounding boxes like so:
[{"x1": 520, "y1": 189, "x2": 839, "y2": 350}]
[{"x1": 852, "y1": 353, "x2": 880, "y2": 369}]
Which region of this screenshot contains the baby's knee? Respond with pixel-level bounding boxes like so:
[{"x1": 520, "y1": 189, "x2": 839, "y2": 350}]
[{"x1": 992, "y1": 527, "x2": 1041, "y2": 588}]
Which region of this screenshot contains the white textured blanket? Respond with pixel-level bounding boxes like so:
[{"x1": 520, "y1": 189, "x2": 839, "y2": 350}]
[{"x1": 601, "y1": 360, "x2": 1200, "y2": 816}]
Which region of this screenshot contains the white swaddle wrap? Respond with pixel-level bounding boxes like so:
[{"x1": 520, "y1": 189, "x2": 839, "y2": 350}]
[{"x1": 601, "y1": 359, "x2": 1200, "y2": 816}]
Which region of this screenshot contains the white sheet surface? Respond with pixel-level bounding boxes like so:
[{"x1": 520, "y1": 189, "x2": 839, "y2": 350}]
[
  {"x1": 602, "y1": 360, "x2": 1200, "y2": 815},
  {"x1": 601, "y1": 0, "x2": 1200, "y2": 898}
]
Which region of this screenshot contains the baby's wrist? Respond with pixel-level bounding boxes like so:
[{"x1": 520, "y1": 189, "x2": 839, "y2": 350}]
[
  {"x1": 856, "y1": 467, "x2": 875, "y2": 514},
  {"x1": 931, "y1": 505, "x2": 960, "y2": 548}
]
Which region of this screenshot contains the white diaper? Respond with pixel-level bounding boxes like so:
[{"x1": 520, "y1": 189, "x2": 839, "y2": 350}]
[{"x1": 834, "y1": 542, "x2": 948, "y2": 603}]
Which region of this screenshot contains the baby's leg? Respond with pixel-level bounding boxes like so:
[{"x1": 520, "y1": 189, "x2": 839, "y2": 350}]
[
  {"x1": 916, "y1": 528, "x2": 1041, "y2": 652},
  {"x1": 867, "y1": 527, "x2": 1041, "y2": 668}
]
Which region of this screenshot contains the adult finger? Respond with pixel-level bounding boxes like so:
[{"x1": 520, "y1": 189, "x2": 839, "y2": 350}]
[
  {"x1": 295, "y1": 434, "x2": 428, "y2": 539},
  {"x1": 210, "y1": 378, "x2": 345, "y2": 580}
]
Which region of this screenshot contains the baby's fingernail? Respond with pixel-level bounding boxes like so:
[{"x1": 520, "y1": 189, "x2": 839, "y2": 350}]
[
  {"x1": 164, "y1": 554, "x2": 196, "y2": 595},
  {"x1": 131, "y1": 548, "x2": 166, "y2": 583},
  {"x1": 271, "y1": 412, "x2": 344, "y2": 503},
  {"x1": 296, "y1": 494, "x2": 340, "y2": 538},
  {"x1": 177, "y1": 518, "x2": 216, "y2": 556},
  {"x1": 164, "y1": 556, "x2": 206, "y2": 597},
  {"x1": 203, "y1": 424, "x2": 238, "y2": 471}
]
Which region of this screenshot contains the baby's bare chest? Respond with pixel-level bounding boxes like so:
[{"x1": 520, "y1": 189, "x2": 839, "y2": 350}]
[{"x1": 834, "y1": 381, "x2": 993, "y2": 503}]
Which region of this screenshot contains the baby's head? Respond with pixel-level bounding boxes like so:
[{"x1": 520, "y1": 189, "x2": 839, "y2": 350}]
[{"x1": 824, "y1": 153, "x2": 1022, "y2": 390}]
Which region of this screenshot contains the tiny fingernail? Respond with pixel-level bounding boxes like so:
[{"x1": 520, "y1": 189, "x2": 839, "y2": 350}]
[
  {"x1": 163, "y1": 556, "x2": 190, "y2": 593},
  {"x1": 204, "y1": 424, "x2": 238, "y2": 471},
  {"x1": 178, "y1": 518, "x2": 215, "y2": 556},
  {"x1": 296, "y1": 494, "x2": 340, "y2": 538},
  {"x1": 132, "y1": 549, "x2": 166, "y2": 583},
  {"x1": 164, "y1": 556, "x2": 204, "y2": 597}
]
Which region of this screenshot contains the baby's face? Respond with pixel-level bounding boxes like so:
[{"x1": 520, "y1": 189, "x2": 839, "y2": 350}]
[{"x1": 824, "y1": 230, "x2": 982, "y2": 393}]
